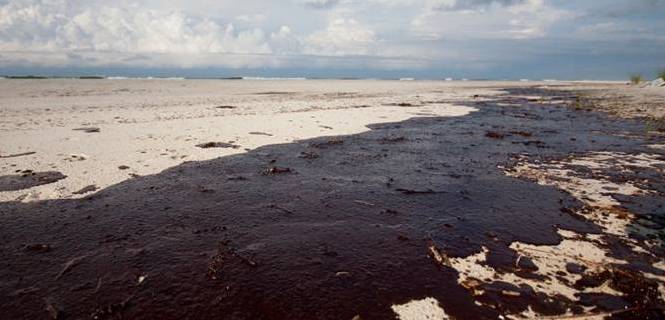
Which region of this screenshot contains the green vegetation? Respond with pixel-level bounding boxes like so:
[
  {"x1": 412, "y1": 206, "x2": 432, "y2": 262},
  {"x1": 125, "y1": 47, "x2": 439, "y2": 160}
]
[
  {"x1": 572, "y1": 95, "x2": 594, "y2": 111},
  {"x1": 630, "y1": 74, "x2": 643, "y2": 85},
  {"x1": 646, "y1": 116, "x2": 665, "y2": 133},
  {"x1": 658, "y1": 69, "x2": 665, "y2": 81}
]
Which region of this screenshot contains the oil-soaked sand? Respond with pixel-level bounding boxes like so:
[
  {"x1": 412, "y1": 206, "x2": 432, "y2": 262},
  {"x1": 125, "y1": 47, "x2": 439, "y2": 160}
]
[{"x1": 1, "y1": 88, "x2": 664, "y2": 319}]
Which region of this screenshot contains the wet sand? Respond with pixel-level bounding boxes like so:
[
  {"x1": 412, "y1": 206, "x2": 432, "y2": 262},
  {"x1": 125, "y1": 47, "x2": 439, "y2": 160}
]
[{"x1": 0, "y1": 80, "x2": 664, "y2": 319}]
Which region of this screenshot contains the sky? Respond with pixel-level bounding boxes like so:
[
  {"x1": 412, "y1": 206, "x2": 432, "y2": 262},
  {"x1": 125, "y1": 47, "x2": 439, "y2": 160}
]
[{"x1": 0, "y1": 0, "x2": 664, "y2": 79}]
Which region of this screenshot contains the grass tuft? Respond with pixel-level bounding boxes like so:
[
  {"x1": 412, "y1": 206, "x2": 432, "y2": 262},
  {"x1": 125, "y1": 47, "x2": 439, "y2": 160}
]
[{"x1": 630, "y1": 74, "x2": 643, "y2": 85}]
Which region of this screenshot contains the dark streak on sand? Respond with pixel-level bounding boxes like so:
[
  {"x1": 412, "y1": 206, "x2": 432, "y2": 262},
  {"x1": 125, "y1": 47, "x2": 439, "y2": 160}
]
[
  {"x1": 0, "y1": 88, "x2": 664, "y2": 319},
  {"x1": 249, "y1": 132, "x2": 274, "y2": 136},
  {"x1": 72, "y1": 185, "x2": 99, "y2": 195},
  {"x1": 253, "y1": 91, "x2": 296, "y2": 95},
  {"x1": 0, "y1": 151, "x2": 36, "y2": 159},
  {"x1": 0, "y1": 171, "x2": 67, "y2": 192},
  {"x1": 196, "y1": 142, "x2": 241, "y2": 149},
  {"x1": 73, "y1": 127, "x2": 101, "y2": 133}
]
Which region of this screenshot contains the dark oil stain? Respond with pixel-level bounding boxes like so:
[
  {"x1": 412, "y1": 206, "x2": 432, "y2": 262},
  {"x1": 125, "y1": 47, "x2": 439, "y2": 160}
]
[
  {"x1": 0, "y1": 151, "x2": 37, "y2": 159},
  {"x1": 0, "y1": 171, "x2": 67, "y2": 192},
  {"x1": 196, "y1": 142, "x2": 241, "y2": 149},
  {"x1": 72, "y1": 185, "x2": 99, "y2": 195},
  {"x1": 72, "y1": 127, "x2": 101, "y2": 133},
  {"x1": 0, "y1": 88, "x2": 664, "y2": 319}
]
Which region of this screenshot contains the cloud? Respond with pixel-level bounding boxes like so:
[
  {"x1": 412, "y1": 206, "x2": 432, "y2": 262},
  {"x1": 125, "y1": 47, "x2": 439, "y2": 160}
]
[
  {"x1": 0, "y1": 0, "x2": 663, "y2": 78},
  {"x1": 302, "y1": 0, "x2": 341, "y2": 10},
  {"x1": 0, "y1": 1, "x2": 271, "y2": 54},
  {"x1": 303, "y1": 18, "x2": 377, "y2": 56},
  {"x1": 0, "y1": 0, "x2": 281, "y2": 67},
  {"x1": 411, "y1": 0, "x2": 569, "y2": 40},
  {"x1": 427, "y1": 0, "x2": 527, "y2": 11}
]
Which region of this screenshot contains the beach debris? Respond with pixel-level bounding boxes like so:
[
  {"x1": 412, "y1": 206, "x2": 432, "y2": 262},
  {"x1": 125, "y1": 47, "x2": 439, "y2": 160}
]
[
  {"x1": 236, "y1": 253, "x2": 258, "y2": 267},
  {"x1": 45, "y1": 300, "x2": 62, "y2": 319},
  {"x1": 427, "y1": 242, "x2": 452, "y2": 267},
  {"x1": 207, "y1": 241, "x2": 257, "y2": 280},
  {"x1": 381, "y1": 209, "x2": 401, "y2": 215},
  {"x1": 137, "y1": 274, "x2": 147, "y2": 285},
  {"x1": 0, "y1": 171, "x2": 67, "y2": 192},
  {"x1": 249, "y1": 131, "x2": 273, "y2": 136},
  {"x1": 395, "y1": 188, "x2": 442, "y2": 195},
  {"x1": 90, "y1": 295, "x2": 134, "y2": 319},
  {"x1": 73, "y1": 185, "x2": 98, "y2": 195},
  {"x1": 215, "y1": 105, "x2": 237, "y2": 109},
  {"x1": 353, "y1": 200, "x2": 375, "y2": 207},
  {"x1": 509, "y1": 131, "x2": 533, "y2": 137},
  {"x1": 485, "y1": 131, "x2": 505, "y2": 139},
  {"x1": 25, "y1": 244, "x2": 51, "y2": 253},
  {"x1": 207, "y1": 252, "x2": 225, "y2": 280},
  {"x1": 267, "y1": 204, "x2": 295, "y2": 215},
  {"x1": 262, "y1": 167, "x2": 292, "y2": 175},
  {"x1": 56, "y1": 255, "x2": 87, "y2": 280},
  {"x1": 118, "y1": 165, "x2": 130, "y2": 170},
  {"x1": 299, "y1": 151, "x2": 320, "y2": 159},
  {"x1": 72, "y1": 127, "x2": 100, "y2": 133},
  {"x1": 513, "y1": 140, "x2": 548, "y2": 148},
  {"x1": 254, "y1": 91, "x2": 295, "y2": 95},
  {"x1": 319, "y1": 125, "x2": 333, "y2": 130},
  {"x1": 12, "y1": 286, "x2": 39, "y2": 296},
  {"x1": 335, "y1": 271, "x2": 351, "y2": 277},
  {"x1": 196, "y1": 142, "x2": 241, "y2": 149},
  {"x1": 384, "y1": 102, "x2": 415, "y2": 107},
  {"x1": 379, "y1": 136, "x2": 407, "y2": 143},
  {"x1": 310, "y1": 138, "x2": 344, "y2": 149},
  {"x1": 197, "y1": 185, "x2": 215, "y2": 193},
  {"x1": 501, "y1": 290, "x2": 521, "y2": 297},
  {"x1": 0, "y1": 151, "x2": 36, "y2": 159},
  {"x1": 67, "y1": 154, "x2": 88, "y2": 161}
]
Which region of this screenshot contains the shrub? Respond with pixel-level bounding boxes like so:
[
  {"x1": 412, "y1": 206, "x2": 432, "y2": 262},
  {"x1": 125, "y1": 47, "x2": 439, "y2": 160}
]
[
  {"x1": 630, "y1": 74, "x2": 643, "y2": 85},
  {"x1": 658, "y1": 69, "x2": 665, "y2": 81}
]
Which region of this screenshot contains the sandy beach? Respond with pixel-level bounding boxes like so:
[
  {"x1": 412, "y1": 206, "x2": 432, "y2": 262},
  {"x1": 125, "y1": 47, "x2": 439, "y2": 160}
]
[
  {"x1": 1, "y1": 79, "x2": 664, "y2": 319},
  {"x1": 0, "y1": 79, "x2": 490, "y2": 202}
]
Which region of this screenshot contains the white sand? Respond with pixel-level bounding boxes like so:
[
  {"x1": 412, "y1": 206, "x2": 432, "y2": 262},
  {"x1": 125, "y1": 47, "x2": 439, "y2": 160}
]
[{"x1": 392, "y1": 297, "x2": 450, "y2": 320}]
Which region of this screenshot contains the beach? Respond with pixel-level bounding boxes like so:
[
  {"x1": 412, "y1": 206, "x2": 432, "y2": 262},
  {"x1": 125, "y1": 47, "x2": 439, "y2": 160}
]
[
  {"x1": 0, "y1": 79, "x2": 491, "y2": 202},
  {"x1": 1, "y1": 79, "x2": 664, "y2": 319}
]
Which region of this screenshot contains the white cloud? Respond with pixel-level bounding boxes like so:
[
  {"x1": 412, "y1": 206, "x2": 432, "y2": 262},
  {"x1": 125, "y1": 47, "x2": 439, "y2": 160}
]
[
  {"x1": 270, "y1": 26, "x2": 302, "y2": 54},
  {"x1": 303, "y1": 18, "x2": 378, "y2": 56},
  {"x1": 0, "y1": 0, "x2": 275, "y2": 67},
  {"x1": 0, "y1": 0, "x2": 662, "y2": 76},
  {"x1": 411, "y1": 0, "x2": 569, "y2": 40},
  {"x1": 302, "y1": 0, "x2": 341, "y2": 9},
  {"x1": 1, "y1": 1, "x2": 271, "y2": 54}
]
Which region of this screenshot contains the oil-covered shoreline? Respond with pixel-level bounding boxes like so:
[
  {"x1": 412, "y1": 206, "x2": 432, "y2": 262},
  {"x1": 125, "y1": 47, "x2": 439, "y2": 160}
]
[{"x1": 1, "y1": 83, "x2": 664, "y2": 319}]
